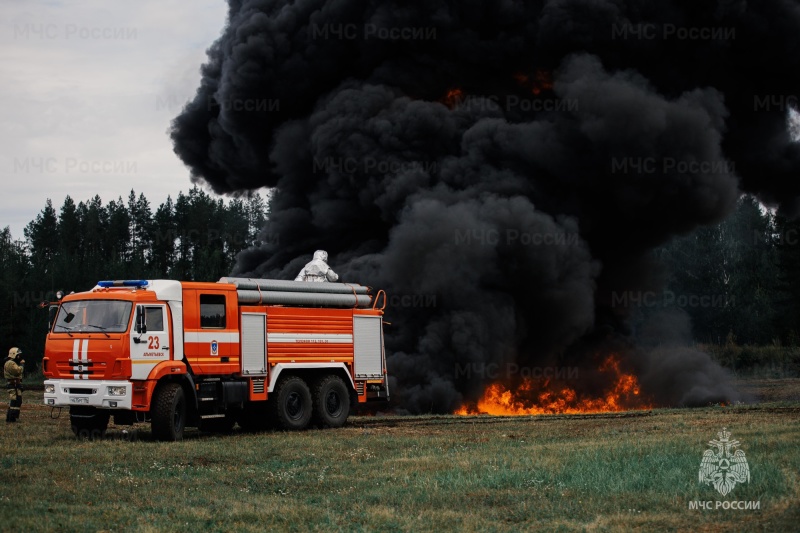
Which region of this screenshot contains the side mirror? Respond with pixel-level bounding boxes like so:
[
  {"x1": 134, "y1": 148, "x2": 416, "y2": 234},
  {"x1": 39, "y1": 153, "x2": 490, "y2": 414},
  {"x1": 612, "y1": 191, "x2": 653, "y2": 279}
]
[{"x1": 135, "y1": 306, "x2": 147, "y2": 335}]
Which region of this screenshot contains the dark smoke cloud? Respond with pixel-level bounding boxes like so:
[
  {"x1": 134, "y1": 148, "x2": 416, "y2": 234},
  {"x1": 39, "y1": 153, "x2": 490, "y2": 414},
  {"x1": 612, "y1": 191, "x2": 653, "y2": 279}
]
[
  {"x1": 637, "y1": 309, "x2": 747, "y2": 406},
  {"x1": 171, "y1": 0, "x2": 800, "y2": 412}
]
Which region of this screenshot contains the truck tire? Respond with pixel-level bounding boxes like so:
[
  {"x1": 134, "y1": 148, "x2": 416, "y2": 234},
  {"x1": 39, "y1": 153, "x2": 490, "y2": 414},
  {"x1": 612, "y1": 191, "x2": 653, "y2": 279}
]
[
  {"x1": 271, "y1": 376, "x2": 312, "y2": 431},
  {"x1": 70, "y1": 407, "x2": 109, "y2": 440},
  {"x1": 151, "y1": 383, "x2": 186, "y2": 441},
  {"x1": 312, "y1": 375, "x2": 350, "y2": 428}
]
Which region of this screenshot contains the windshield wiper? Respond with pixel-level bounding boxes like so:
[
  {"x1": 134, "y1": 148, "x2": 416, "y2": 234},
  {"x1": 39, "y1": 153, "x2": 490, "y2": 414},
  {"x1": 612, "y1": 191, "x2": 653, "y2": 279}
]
[
  {"x1": 57, "y1": 326, "x2": 74, "y2": 337},
  {"x1": 84, "y1": 324, "x2": 111, "y2": 338}
]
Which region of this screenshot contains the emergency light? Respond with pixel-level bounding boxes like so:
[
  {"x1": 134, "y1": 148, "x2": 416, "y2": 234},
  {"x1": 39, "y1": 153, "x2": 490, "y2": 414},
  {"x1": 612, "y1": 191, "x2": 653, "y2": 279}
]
[{"x1": 97, "y1": 280, "x2": 149, "y2": 288}]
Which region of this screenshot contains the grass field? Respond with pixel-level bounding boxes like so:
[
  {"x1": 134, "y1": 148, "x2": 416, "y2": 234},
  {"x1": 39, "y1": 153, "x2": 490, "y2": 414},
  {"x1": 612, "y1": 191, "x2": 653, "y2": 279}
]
[{"x1": 1, "y1": 380, "x2": 799, "y2": 532}]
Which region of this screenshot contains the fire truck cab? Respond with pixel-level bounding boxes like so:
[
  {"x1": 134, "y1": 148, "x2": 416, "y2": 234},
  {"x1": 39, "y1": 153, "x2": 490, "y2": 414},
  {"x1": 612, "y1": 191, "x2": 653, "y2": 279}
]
[{"x1": 43, "y1": 279, "x2": 389, "y2": 440}]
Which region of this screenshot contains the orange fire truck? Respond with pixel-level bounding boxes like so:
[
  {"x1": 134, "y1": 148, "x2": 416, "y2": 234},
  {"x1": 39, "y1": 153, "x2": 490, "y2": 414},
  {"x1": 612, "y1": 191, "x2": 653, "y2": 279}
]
[{"x1": 42, "y1": 278, "x2": 389, "y2": 440}]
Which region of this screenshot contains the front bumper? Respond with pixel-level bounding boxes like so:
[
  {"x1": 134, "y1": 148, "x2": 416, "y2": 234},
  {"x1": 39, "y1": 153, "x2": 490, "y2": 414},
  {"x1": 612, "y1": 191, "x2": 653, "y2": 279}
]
[{"x1": 43, "y1": 379, "x2": 132, "y2": 410}]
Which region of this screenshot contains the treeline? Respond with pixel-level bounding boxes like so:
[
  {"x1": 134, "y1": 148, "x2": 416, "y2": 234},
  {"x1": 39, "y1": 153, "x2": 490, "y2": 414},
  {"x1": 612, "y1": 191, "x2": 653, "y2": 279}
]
[
  {"x1": 0, "y1": 187, "x2": 268, "y2": 362},
  {"x1": 1, "y1": 190, "x2": 799, "y2": 367},
  {"x1": 655, "y1": 195, "x2": 800, "y2": 346}
]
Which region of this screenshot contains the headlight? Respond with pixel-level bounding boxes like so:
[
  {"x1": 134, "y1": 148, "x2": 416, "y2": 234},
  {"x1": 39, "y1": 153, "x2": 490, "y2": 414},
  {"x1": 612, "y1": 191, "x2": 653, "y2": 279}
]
[
  {"x1": 107, "y1": 386, "x2": 127, "y2": 396},
  {"x1": 44, "y1": 384, "x2": 55, "y2": 394}
]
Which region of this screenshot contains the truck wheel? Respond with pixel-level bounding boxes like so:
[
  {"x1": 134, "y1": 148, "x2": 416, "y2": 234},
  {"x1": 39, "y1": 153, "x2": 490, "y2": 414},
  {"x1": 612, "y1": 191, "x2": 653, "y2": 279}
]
[
  {"x1": 271, "y1": 376, "x2": 312, "y2": 431},
  {"x1": 312, "y1": 375, "x2": 351, "y2": 428},
  {"x1": 70, "y1": 407, "x2": 109, "y2": 440},
  {"x1": 151, "y1": 383, "x2": 186, "y2": 441}
]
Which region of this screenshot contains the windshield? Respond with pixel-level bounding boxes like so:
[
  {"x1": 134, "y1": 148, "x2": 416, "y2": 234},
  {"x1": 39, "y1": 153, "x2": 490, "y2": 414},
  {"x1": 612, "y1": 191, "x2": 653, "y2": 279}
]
[{"x1": 53, "y1": 300, "x2": 133, "y2": 334}]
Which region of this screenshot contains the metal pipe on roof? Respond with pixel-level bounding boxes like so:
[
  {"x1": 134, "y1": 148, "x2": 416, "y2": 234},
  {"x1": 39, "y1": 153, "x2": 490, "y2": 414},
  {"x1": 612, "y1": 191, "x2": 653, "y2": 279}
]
[
  {"x1": 236, "y1": 289, "x2": 373, "y2": 307},
  {"x1": 219, "y1": 277, "x2": 370, "y2": 295}
]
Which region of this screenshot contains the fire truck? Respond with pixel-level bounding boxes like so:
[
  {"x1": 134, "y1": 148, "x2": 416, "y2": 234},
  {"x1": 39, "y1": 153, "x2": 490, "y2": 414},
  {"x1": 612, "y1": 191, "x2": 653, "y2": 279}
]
[{"x1": 42, "y1": 278, "x2": 389, "y2": 441}]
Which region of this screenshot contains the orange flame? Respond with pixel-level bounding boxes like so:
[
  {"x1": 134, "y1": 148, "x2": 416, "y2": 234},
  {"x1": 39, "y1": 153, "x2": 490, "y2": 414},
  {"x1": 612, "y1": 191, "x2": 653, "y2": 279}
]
[
  {"x1": 455, "y1": 354, "x2": 651, "y2": 416},
  {"x1": 513, "y1": 69, "x2": 554, "y2": 95},
  {"x1": 442, "y1": 88, "x2": 465, "y2": 109}
]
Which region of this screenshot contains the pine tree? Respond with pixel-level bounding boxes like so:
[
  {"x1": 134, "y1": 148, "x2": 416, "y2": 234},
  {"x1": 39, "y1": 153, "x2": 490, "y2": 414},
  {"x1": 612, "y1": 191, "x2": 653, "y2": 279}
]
[
  {"x1": 82, "y1": 195, "x2": 109, "y2": 277},
  {"x1": 152, "y1": 196, "x2": 176, "y2": 277},
  {"x1": 0, "y1": 227, "x2": 30, "y2": 347},
  {"x1": 774, "y1": 213, "x2": 800, "y2": 344},
  {"x1": 247, "y1": 193, "x2": 269, "y2": 245},
  {"x1": 173, "y1": 191, "x2": 192, "y2": 279},
  {"x1": 24, "y1": 199, "x2": 59, "y2": 271},
  {"x1": 128, "y1": 190, "x2": 154, "y2": 273},
  {"x1": 106, "y1": 196, "x2": 131, "y2": 269}
]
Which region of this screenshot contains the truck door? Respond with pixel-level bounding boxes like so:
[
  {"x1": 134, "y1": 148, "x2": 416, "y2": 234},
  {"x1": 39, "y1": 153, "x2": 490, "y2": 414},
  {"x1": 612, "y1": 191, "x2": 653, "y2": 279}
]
[{"x1": 130, "y1": 304, "x2": 170, "y2": 380}]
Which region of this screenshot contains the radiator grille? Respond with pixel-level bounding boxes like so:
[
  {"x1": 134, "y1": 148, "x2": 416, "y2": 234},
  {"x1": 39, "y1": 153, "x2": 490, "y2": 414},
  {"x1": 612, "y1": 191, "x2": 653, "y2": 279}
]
[{"x1": 66, "y1": 388, "x2": 97, "y2": 394}]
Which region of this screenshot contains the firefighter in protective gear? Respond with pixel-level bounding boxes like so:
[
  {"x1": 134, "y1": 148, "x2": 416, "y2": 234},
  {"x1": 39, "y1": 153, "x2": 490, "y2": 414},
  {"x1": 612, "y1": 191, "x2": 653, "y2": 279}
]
[
  {"x1": 294, "y1": 250, "x2": 339, "y2": 282},
  {"x1": 4, "y1": 347, "x2": 24, "y2": 423}
]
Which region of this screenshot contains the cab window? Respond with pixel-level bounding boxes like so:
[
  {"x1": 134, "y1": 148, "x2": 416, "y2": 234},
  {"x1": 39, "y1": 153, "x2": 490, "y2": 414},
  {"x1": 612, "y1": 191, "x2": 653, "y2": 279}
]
[
  {"x1": 144, "y1": 306, "x2": 165, "y2": 332},
  {"x1": 200, "y1": 295, "x2": 226, "y2": 328}
]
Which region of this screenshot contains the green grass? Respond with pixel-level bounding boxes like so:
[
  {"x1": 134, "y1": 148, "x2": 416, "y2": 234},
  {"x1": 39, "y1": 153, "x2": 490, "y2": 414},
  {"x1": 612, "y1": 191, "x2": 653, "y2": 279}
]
[
  {"x1": 21, "y1": 369, "x2": 45, "y2": 389},
  {"x1": 1, "y1": 381, "x2": 799, "y2": 531},
  {"x1": 704, "y1": 343, "x2": 800, "y2": 378}
]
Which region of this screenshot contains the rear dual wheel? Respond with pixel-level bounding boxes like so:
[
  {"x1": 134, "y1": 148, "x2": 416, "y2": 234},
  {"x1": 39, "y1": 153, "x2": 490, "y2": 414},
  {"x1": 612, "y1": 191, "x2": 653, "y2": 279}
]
[
  {"x1": 312, "y1": 375, "x2": 350, "y2": 428},
  {"x1": 271, "y1": 376, "x2": 313, "y2": 431}
]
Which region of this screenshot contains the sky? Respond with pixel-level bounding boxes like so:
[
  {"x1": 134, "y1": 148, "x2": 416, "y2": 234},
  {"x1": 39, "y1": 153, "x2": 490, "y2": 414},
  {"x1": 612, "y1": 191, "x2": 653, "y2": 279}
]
[{"x1": 0, "y1": 0, "x2": 232, "y2": 241}]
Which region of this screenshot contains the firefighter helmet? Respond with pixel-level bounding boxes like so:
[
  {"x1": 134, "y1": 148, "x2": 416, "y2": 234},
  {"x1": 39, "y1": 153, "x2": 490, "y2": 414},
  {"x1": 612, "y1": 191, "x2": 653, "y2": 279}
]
[{"x1": 7, "y1": 347, "x2": 21, "y2": 359}]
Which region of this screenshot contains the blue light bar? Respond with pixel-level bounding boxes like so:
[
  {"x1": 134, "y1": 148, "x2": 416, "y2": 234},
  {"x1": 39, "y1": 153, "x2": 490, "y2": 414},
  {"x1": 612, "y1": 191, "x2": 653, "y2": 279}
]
[{"x1": 97, "y1": 280, "x2": 149, "y2": 288}]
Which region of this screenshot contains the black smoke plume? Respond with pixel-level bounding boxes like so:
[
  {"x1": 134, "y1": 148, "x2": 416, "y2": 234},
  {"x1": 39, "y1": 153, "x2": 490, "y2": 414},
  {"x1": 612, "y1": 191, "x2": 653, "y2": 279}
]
[{"x1": 171, "y1": 0, "x2": 800, "y2": 412}]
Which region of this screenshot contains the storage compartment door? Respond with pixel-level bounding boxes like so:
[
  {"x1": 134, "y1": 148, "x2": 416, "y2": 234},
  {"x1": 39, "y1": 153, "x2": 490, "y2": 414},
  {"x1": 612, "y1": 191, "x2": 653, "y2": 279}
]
[
  {"x1": 353, "y1": 315, "x2": 384, "y2": 379},
  {"x1": 241, "y1": 312, "x2": 267, "y2": 375}
]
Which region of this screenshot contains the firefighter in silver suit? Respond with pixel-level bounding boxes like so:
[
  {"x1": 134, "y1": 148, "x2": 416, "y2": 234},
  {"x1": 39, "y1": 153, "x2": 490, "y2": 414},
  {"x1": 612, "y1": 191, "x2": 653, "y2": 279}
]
[
  {"x1": 4, "y1": 347, "x2": 24, "y2": 423},
  {"x1": 294, "y1": 250, "x2": 339, "y2": 282}
]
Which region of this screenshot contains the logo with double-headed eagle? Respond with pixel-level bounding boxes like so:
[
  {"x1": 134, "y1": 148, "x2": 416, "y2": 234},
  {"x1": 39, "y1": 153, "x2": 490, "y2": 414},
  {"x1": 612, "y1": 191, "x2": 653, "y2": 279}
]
[{"x1": 699, "y1": 428, "x2": 750, "y2": 496}]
